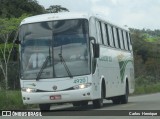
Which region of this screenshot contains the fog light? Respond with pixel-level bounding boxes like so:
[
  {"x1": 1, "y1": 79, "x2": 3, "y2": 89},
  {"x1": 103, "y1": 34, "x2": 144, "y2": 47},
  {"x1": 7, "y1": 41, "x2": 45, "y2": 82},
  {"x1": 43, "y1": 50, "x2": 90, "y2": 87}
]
[{"x1": 87, "y1": 93, "x2": 90, "y2": 95}]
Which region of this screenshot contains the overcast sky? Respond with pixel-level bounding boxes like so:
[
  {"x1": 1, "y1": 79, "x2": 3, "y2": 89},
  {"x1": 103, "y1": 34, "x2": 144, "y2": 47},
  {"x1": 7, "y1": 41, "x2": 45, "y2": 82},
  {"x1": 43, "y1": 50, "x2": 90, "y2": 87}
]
[{"x1": 37, "y1": 0, "x2": 160, "y2": 30}]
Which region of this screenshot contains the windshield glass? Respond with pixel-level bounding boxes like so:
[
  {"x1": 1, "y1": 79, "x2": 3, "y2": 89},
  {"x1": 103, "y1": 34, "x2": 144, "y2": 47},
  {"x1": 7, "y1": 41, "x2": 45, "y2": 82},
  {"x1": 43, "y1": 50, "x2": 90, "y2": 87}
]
[{"x1": 20, "y1": 19, "x2": 90, "y2": 79}]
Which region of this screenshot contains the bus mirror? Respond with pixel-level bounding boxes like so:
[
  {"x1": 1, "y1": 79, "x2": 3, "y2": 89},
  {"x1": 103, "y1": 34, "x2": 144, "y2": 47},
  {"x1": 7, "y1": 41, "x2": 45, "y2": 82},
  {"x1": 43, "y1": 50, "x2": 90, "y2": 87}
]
[
  {"x1": 12, "y1": 46, "x2": 18, "y2": 61},
  {"x1": 89, "y1": 37, "x2": 96, "y2": 43},
  {"x1": 15, "y1": 40, "x2": 21, "y2": 44},
  {"x1": 93, "y1": 44, "x2": 100, "y2": 58},
  {"x1": 14, "y1": 30, "x2": 21, "y2": 44}
]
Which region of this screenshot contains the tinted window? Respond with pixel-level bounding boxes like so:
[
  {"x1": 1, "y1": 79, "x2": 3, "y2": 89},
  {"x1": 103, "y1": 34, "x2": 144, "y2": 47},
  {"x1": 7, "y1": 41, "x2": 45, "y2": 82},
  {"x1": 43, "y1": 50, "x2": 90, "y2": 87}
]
[
  {"x1": 105, "y1": 24, "x2": 110, "y2": 46},
  {"x1": 99, "y1": 21, "x2": 104, "y2": 44},
  {"x1": 20, "y1": 19, "x2": 90, "y2": 79},
  {"x1": 116, "y1": 28, "x2": 121, "y2": 48},
  {"x1": 108, "y1": 25, "x2": 114, "y2": 47},
  {"x1": 118, "y1": 29, "x2": 124, "y2": 49},
  {"x1": 123, "y1": 31, "x2": 128, "y2": 50},
  {"x1": 112, "y1": 27, "x2": 119, "y2": 48},
  {"x1": 96, "y1": 21, "x2": 103, "y2": 44}
]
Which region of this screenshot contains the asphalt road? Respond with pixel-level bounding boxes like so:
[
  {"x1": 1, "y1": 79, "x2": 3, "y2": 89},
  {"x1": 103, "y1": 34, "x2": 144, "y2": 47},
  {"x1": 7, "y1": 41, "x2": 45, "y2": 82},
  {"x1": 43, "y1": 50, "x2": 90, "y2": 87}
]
[
  {"x1": 2, "y1": 93, "x2": 160, "y2": 119},
  {"x1": 46, "y1": 93, "x2": 160, "y2": 110},
  {"x1": 41, "y1": 93, "x2": 160, "y2": 117}
]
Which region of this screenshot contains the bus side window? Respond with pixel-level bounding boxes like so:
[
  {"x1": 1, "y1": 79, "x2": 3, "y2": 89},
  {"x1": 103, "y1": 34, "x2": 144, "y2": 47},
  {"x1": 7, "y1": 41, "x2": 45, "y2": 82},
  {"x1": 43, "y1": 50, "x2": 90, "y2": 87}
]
[
  {"x1": 99, "y1": 21, "x2": 104, "y2": 45},
  {"x1": 105, "y1": 24, "x2": 110, "y2": 46},
  {"x1": 126, "y1": 32, "x2": 130, "y2": 51},
  {"x1": 111, "y1": 26, "x2": 116, "y2": 47},
  {"x1": 89, "y1": 17, "x2": 97, "y2": 42},
  {"x1": 118, "y1": 29, "x2": 124, "y2": 49},
  {"x1": 113, "y1": 27, "x2": 119, "y2": 48},
  {"x1": 123, "y1": 31, "x2": 128, "y2": 50},
  {"x1": 101, "y1": 22, "x2": 108, "y2": 45},
  {"x1": 128, "y1": 33, "x2": 132, "y2": 50},
  {"x1": 116, "y1": 28, "x2": 121, "y2": 49},
  {"x1": 121, "y1": 30, "x2": 125, "y2": 50},
  {"x1": 96, "y1": 20, "x2": 103, "y2": 44},
  {"x1": 108, "y1": 24, "x2": 114, "y2": 47}
]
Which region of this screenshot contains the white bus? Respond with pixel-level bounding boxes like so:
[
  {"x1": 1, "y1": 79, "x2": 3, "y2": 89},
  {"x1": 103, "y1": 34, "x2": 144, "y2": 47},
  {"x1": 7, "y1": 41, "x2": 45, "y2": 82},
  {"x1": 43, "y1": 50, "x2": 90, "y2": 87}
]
[{"x1": 18, "y1": 12, "x2": 135, "y2": 110}]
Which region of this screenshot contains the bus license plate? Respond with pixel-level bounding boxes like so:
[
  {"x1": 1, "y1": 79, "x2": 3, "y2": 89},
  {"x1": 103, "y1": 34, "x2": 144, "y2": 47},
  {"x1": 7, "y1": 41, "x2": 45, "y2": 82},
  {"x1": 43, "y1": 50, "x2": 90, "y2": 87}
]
[{"x1": 50, "y1": 95, "x2": 61, "y2": 100}]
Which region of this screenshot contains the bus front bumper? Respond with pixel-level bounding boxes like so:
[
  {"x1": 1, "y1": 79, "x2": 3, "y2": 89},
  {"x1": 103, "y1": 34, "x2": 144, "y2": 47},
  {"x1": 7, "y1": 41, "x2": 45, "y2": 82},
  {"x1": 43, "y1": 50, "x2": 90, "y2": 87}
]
[{"x1": 22, "y1": 88, "x2": 93, "y2": 104}]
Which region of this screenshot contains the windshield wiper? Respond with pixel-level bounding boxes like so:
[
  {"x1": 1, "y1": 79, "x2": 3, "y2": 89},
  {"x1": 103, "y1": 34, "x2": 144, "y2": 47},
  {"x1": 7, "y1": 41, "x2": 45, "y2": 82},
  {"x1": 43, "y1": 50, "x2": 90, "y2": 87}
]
[
  {"x1": 36, "y1": 56, "x2": 50, "y2": 81},
  {"x1": 59, "y1": 45, "x2": 73, "y2": 78}
]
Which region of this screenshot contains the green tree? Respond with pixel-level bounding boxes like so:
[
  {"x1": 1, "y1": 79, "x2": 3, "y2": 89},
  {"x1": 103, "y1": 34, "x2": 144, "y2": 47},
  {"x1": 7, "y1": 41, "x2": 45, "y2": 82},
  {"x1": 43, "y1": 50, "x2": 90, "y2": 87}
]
[
  {"x1": 46, "y1": 5, "x2": 69, "y2": 13},
  {"x1": 0, "y1": 15, "x2": 28, "y2": 89},
  {"x1": 130, "y1": 28, "x2": 160, "y2": 82},
  {"x1": 0, "y1": 0, "x2": 45, "y2": 18},
  {"x1": 130, "y1": 29, "x2": 149, "y2": 64}
]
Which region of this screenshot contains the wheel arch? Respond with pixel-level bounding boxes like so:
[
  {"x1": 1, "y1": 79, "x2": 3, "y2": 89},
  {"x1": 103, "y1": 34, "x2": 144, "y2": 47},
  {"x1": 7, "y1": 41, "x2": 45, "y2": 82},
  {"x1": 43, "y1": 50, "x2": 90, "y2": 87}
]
[
  {"x1": 100, "y1": 76, "x2": 106, "y2": 98},
  {"x1": 125, "y1": 77, "x2": 129, "y2": 94}
]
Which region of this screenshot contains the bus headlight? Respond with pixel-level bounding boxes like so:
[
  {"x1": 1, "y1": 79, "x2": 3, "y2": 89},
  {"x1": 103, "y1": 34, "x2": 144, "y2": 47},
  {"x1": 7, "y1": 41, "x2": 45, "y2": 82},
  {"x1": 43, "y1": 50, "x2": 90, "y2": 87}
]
[
  {"x1": 73, "y1": 83, "x2": 92, "y2": 90},
  {"x1": 21, "y1": 87, "x2": 37, "y2": 93}
]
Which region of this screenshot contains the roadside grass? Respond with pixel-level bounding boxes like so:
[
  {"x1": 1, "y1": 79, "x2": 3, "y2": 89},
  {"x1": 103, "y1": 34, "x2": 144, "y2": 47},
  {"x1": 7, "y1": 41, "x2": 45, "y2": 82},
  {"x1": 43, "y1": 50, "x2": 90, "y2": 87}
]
[
  {"x1": 145, "y1": 37, "x2": 159, "y2": 42},
  {"x1": 134, "y1": 83, "x2": 160, "y2": 95},
  {"x1": 0, "y1": 90, "x2": 24, "y2": 110},
  {"x1": 0, "y1": 90, "x2": 37, "y2": 110},
  {"x1": 133, "y1": 76, "x2": 160, "y2": 95}
]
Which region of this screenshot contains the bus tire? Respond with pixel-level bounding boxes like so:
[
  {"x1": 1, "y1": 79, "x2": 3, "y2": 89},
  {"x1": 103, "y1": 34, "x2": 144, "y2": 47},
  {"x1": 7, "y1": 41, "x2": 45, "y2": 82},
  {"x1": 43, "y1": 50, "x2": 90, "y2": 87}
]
[
  {"x1": 39, "y1": 104, "x2": 50, "y2": 111},
  {"x1": 121, "y1": 82, "x2": 129, "y2": 104},
  {"x1": 93, "y1": 86, "x2": 104, "y2": 108},
  {"x1": 112, "y1": 97, "x2": 121, "y2": 104},
  {"x1": 81, "y1": 101, "x2": 88, "y2": 106},
  {"x1": 73, "y1": 101, "x2": 88, "y2": 107},
  {"x1": 72, "y1": 102, "x2": 81, "y2": 107}
]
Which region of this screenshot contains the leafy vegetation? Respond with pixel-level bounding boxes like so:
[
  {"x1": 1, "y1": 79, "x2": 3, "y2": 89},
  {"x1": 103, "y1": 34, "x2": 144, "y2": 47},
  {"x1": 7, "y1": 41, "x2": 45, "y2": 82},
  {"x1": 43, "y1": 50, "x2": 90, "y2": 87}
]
[
  {"x1": 0, "y1": 0, "x2": 70, "y2": 18},
  {"x1": 134, "y1": 76, "x2": 160, "y2": 95},
  {"x1": 145, "y1": 37, "x2": 159, "y2": 42},
  {"x1": 0, "y1": 0, "x2": 45, "y2": 18},
  {"x1": 130, "y1": 28, "x2": 160, "y2": 95},
  {"x1": 0, "y1": 15, "x2": 28, "y2": 90},
  {"x1": 46, "y1": 5, "x2": 69, "y2": 13},
  {"x1": 0, "y1": 90, "x2": 26, "y2": 110}
]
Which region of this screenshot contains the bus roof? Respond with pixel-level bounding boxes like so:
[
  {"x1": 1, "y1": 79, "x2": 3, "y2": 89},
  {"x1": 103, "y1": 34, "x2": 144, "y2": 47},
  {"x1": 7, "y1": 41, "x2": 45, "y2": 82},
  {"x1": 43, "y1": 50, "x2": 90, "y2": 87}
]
[
  {"x1": 20, "y1": 12, "x2": 90, "y2": 25},
  {"x1": 20, "y1": 12, "x2": 129, "y2": 31}
]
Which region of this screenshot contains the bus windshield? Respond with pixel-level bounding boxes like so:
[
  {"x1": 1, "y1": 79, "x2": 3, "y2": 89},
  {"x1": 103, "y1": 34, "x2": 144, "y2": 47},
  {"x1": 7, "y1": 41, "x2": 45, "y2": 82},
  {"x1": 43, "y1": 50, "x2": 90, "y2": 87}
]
[{"x1": 19, "y1": 19, "x2": 90, "y2": 79}]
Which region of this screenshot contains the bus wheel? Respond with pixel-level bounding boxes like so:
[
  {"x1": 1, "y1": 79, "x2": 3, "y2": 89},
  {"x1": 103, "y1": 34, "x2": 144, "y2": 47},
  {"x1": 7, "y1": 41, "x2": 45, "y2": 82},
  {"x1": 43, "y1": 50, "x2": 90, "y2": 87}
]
[
  {"x1": 72, "y1": 102, "x2": 81, "y2": 107},
  {"x1": 73, "y1": 101, "x2": 88, "y2": 107},
  {"x1": 121, "y1": 83, "x2": 129, "y2": 104},
  {"x1": 81, "y1": 101, "x2": 88, "y2": 106},
  {"x1": 93, "y1": 87, "x2": 104, "y2": 108},
  {"x1": 112, "y1": 98, "x2": 121, "y2": 104},
  {"x1": 39, "y1": 104, "x2": 50, "y2": 111}
]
